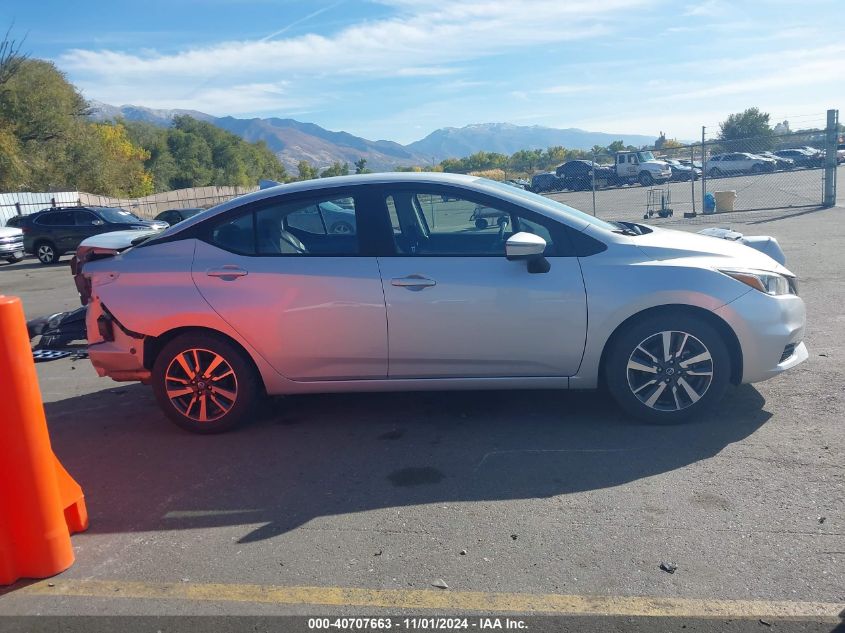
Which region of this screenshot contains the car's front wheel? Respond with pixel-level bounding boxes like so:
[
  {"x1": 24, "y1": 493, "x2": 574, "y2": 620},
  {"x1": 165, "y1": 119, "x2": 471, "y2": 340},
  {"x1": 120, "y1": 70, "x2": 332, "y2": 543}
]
[
  {"x1": 605, "y1": 313, "x2": 731, "y2": 423},
  {"x1": 152, "y1": 332, "x2": 261, "y2": 434},
  {"x1": 638, "y1": 171, "x2": 654, "y2": 187}
]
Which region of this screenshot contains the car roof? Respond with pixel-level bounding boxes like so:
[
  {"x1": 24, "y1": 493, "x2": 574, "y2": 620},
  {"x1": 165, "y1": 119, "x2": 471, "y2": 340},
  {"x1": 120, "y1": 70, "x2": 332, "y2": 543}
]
[{"x1": 151, "y1": 171, "x2": 602, "y2": 239}]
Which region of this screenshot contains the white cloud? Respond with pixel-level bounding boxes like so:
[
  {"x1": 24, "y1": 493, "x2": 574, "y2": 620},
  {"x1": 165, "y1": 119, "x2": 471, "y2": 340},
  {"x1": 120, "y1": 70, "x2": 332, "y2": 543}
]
[{"x1": 59, "y1": 0, "x2": 653, "y2": 108}]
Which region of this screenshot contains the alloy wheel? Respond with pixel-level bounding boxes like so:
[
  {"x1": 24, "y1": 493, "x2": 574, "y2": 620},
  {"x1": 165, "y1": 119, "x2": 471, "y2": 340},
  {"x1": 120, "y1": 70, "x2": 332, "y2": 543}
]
[
  {"x1": 164, "y1": 348, "x2": 238, "y2": 422},
  {"x1": 37, "y1": 244, "x2": 55, "y2": 263},
  {"x1": 626, "y1": 330, "x2": 714, "y2": 412}
]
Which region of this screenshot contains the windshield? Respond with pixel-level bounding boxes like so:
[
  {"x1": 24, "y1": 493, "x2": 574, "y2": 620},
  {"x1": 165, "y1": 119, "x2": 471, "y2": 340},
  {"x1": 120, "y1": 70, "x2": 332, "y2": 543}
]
[
  {"x1": 637, "y1": 151, "x2": 655, "y2": 162},
  {"x1": 483, "y1": 179, "x2": 617, "y2": 231},
  {"x1": 97, "y1": 207, "x2": 143, "y2": 224}
]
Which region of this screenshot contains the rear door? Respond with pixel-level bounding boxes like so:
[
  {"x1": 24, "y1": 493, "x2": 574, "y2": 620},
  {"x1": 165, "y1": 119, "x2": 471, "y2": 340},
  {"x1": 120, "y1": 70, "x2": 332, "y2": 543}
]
[
  {"x1": 34, "y1": 211, "x2": 75, "y2": 252},
  {"x1": 374, "y1": 185, "x2": 587, "y2": 378},
  {"x1": 191, "y1": 190, "x2": 388, "y2": 381}
]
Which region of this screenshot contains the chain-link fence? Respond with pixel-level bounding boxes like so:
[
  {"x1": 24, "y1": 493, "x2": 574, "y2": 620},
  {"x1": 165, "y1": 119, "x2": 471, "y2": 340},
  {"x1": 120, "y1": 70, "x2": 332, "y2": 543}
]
[{"x1": 542, "y1": 109, "x2": 840, "y2": 223}]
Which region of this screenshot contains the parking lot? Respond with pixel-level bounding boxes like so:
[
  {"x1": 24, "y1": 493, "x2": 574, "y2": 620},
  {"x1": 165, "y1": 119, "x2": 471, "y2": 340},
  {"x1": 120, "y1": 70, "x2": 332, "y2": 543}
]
[
  {"x1": 546, "y1": 165, "x2": 844, "y2": 221},
  {"x1": 0, "y1": 205, "x2": 843, "y2": 629}
]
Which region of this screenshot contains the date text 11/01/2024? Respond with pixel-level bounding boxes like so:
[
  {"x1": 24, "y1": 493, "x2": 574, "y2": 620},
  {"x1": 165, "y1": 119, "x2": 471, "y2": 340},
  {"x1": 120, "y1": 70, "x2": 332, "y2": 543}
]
[{"x1": 307, "y1": 617, "x2": 528, "y2": 630}]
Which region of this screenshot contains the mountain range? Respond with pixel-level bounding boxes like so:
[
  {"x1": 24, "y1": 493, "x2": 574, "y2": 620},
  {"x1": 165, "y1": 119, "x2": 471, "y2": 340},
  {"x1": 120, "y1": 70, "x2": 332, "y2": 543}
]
[{"x1": 88, "y1": 102, "x2": 657, "y2": 171}]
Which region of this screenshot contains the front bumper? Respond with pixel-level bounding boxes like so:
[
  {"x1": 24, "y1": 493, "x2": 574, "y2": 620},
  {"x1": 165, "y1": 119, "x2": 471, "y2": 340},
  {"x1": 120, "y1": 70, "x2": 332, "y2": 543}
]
[
  {"x1": 714, "y1": 289, "x2": 807, "y2": 384},
  {"x1": 0, "y1": 239, "x2": 24, "y2": 256}
]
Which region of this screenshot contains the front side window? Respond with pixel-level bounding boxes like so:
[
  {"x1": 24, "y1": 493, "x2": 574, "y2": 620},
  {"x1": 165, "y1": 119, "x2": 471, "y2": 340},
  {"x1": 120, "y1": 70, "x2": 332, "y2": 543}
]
[
  {"x1": 384, "y1": 189, "x2": 557, "y2": 257},
  {"x1": 75, "y1": 210, "x2": 100, "y2": 226}
]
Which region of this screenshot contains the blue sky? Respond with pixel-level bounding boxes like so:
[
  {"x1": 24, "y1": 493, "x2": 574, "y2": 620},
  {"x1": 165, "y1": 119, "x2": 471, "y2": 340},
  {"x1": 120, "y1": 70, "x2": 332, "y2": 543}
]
[{"x1": 2, "y1": 0, "x2": 843, "y2": 144}]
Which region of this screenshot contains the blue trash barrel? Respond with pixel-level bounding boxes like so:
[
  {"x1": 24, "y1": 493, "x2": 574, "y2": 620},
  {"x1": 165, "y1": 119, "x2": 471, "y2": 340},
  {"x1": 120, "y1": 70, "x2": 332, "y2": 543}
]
[{"x1": 704, "y1": 192, "x2": 716, "y2": 214}]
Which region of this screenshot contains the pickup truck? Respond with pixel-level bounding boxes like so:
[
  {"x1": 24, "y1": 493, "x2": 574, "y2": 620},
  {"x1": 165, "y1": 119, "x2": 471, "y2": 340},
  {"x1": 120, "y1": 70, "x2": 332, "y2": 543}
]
[
  {"x1": 611, "y1": 151, "x2": 672, "y2": 187},
  {"x1": 0, "y1": 226, "x2": 25, "y2": 263}
]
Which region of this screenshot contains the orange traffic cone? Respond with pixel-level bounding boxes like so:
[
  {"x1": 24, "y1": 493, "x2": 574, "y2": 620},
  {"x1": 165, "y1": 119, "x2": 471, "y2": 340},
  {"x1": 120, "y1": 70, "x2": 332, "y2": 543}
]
[{"x1": 0, "y1": 295, "x2": 88, "y2": 585}]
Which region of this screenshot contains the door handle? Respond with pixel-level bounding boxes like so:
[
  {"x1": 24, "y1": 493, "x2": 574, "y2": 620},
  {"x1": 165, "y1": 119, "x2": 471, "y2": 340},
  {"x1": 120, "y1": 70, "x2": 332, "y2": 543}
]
[
  {"x1": 391, "y1": 274, "x2": 436, "y2": 290},
  {"x1": 207, "y1": 266, "x2": 248, "y2": 279}
]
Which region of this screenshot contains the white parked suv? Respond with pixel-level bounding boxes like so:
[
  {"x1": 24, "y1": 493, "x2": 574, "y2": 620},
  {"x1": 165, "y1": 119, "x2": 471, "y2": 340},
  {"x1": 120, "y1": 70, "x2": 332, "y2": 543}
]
[
  {"x1": 0, "y1": 226, "x2": 25, "y2": 263},
  {"x1": 706, "y1": 153, "x2": 777, "y2": 177}
]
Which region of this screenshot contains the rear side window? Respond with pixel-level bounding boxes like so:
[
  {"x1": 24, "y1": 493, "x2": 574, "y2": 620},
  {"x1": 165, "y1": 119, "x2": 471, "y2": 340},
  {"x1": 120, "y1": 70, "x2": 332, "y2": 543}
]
[
  {"x1": 209, "y1": 195, "x2": 360, "y2": 256},
  {"x1": 212, "y1": 214, "x2": 255, "y2": 255},
  {"x1": 35, "y1": 211, "x2": 74, "y2": 226}
]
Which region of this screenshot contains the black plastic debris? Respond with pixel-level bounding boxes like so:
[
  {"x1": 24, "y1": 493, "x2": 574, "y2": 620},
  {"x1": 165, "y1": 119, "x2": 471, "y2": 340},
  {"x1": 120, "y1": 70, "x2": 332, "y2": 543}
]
[
  {"x1": 28, "y1": 306, "x2": 88, "y2": 349},
  {"x1": 659, "y1": 562, "x2": 677, "y2": 574},
  {"x1": 32, "y1": 349, "x2": 72, "y2": 363}
]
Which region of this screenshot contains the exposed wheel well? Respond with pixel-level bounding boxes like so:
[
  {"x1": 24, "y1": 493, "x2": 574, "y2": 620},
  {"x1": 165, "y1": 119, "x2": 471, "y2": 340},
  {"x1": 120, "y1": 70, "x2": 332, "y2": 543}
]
[
  {"x1": 143, "y1": 326, "x2": 266, "y2": 394},
  {"x1": 598, "y1": 305, "x2": 743, "y2": 388}
]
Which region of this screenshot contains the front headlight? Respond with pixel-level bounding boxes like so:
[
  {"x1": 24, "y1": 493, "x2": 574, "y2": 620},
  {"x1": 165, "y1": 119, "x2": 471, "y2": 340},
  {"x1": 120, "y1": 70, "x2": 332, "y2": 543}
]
[{"x1": 719, "y1": 268, "x2": 797, "y2": 296}]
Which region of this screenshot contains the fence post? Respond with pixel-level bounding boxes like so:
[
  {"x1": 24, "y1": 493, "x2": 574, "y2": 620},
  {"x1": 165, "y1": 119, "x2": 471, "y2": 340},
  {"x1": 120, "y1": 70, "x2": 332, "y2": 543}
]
[
  {"x1": 823, "y1": 109, "x2": 838, "y2": 207},
  {"x1": 690, "y1": 144, "x2": 696, "y2": 216},
  {"x1": 701, "y1": 126, "x2": 707, "y2": 213},
  {"x1": 591, "y1": 149, "x2": 597, "y2": 217}
]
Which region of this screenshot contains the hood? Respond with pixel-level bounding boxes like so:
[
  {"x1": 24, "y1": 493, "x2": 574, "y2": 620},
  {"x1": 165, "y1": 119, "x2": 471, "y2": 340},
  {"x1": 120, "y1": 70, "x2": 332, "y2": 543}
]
[
  {"x1": 130, "y1": 219, "x2": 169, "y2": 230},
  {"x1": 631, "y1": 226, "x2": 793, "y2": 275},
  {"x1": 0, "y1": 226, "x2": 23, "y2": 238}
]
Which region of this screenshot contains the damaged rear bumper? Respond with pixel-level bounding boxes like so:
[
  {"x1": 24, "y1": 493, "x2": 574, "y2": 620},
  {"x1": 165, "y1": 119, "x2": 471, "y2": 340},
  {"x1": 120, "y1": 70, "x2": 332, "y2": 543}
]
[{"x1": 87, "y1": 298, "x2": 151, "y2": 383}]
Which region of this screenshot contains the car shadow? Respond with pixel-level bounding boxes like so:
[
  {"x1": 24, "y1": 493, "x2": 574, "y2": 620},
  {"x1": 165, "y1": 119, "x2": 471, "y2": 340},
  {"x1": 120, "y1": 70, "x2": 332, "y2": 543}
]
[
  {"x1": 0, "y1": 259, "x2": 69, "y2": 271},
  {"x1": 44, "y1": 383, "x2": 771, "y2": 542}
]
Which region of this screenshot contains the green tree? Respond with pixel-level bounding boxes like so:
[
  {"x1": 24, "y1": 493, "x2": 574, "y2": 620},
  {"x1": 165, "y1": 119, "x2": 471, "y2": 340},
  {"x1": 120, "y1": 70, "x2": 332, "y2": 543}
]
[
  {"x1": 320, "y1": 161, "x2": 349, "y2": 178},
  {"x1": 719, "y1": 107, "x2": 774, "y2": 152},
  {"x1": 297, "y1": 160, "x2": 319, "y2": 180},
  {"x1": 607, "y1": 140, "x2": 626, "y2": 154},
  {"x1": 354, "y1": 157, "x2": 369, "y2": 174}
]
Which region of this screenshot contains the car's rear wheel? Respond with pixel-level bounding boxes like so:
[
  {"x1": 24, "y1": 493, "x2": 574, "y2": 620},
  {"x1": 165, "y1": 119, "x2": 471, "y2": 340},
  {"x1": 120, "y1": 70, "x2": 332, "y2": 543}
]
[
  {"x1": 605, "y1": 313, "x2": 731, "y2": 423},
  {"x1": 475, "y1": 218, "x2": 489, "y2": 229},
  {"x1": 6, "y1": 253, "x2": 24, "y2": 263},
  {"x1": 152, "y1": 332, "x2": 260, "y2": 434},
  {"x1": 35, "y1": 241, "x2": 58, "y2": 264}
]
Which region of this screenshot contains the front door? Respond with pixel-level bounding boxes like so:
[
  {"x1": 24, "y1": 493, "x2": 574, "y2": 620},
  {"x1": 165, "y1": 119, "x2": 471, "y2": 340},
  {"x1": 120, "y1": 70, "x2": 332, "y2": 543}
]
[
  {"x1": 375, "y1": 187, "x2": 587, "y2": 378},
  {"x1": 191, "y1": 192, "x2": 387, "y2": 381}
]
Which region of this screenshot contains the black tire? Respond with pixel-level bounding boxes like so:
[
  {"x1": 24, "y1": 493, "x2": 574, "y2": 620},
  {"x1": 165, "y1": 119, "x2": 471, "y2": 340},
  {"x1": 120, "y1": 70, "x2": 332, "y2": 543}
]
[
  {"x1": 709, "y1": 167, "x2": 722, "y2": 178},
  {"x1": 6, "y1": 253, "x2": 23, "y2": 263},
  {"x1": 604, "y1": 312, "x2": 731, "y2": 424},
  {"x1": 496, "y1": 216, "x2": 508, "y2": 228},
  {"x1": 751, "y1": 163, "x2": 762, "y2": 174},
  {"x1": 475, "y1": 218, "x2": 489, "y2": 229},
  {"x1": 638, "y1": 171, "x2": 654, "y2": 187},
  {"x1": 35, "y1": 241, "x2": 59, "y2": 264},
  {"x1": 152, "y1": 332, "x2": 261, "y2": 434}
]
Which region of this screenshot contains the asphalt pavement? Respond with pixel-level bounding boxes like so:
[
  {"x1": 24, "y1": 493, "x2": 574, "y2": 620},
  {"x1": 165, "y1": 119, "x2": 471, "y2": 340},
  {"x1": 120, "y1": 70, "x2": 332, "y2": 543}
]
[{"x1": 0, "y1": 205, "x2": 843, "y2": 631}]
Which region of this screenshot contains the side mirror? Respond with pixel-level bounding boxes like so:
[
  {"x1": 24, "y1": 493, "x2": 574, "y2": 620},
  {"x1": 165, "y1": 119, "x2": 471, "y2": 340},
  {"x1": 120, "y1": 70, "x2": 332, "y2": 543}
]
[
  {"x1": 505, "y1": 232, "x2": 546, "y2": 261},
  {"x1": 92, "y1": 219, "x2": 104, "y2": 226}
]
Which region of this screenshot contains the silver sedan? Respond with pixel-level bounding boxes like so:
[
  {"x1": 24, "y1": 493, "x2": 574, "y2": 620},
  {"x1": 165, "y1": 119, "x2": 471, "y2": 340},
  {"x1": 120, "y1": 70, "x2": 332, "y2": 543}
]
[{"x1": 74, "y1": 173, "x2": 807, "y2": 433}]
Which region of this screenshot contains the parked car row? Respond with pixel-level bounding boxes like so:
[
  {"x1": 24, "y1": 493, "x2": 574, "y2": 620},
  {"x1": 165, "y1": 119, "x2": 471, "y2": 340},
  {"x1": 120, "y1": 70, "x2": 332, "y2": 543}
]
[{"x1": 3, "y1": 205, "x2": 206, "y2": 265}]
